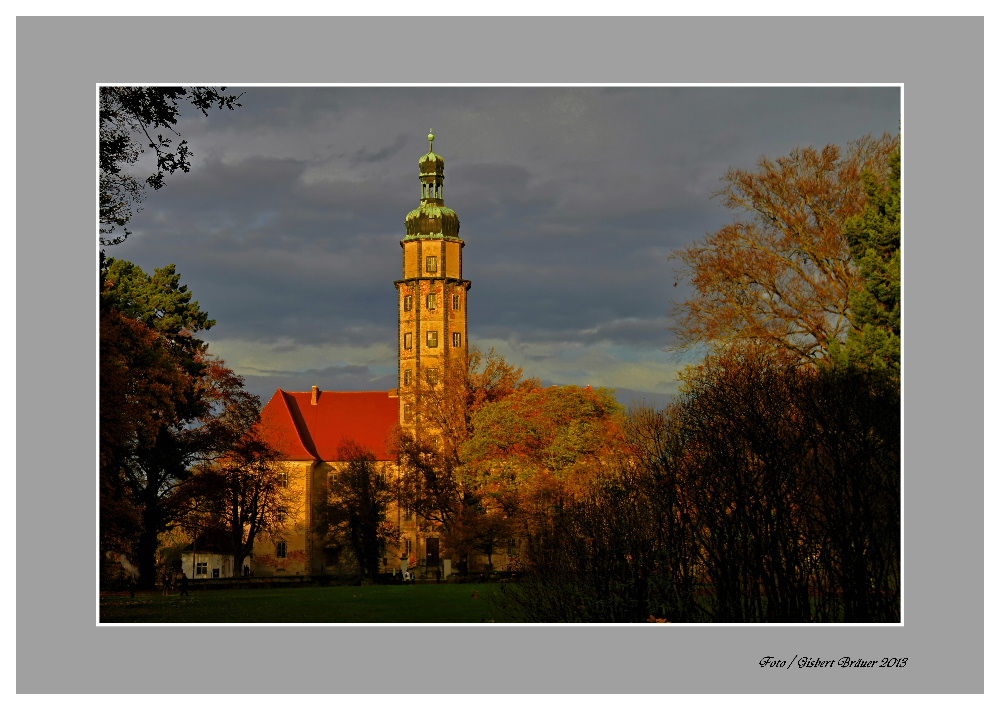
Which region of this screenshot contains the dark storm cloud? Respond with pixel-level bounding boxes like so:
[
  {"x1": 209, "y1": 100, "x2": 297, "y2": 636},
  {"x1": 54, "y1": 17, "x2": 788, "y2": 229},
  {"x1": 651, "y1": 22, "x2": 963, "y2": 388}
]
[
  {"x1": 348, "y1": 133, "x2": 409, "y2": 165},
  {"x1": 112, "y1": 85, "x2": 900, "y2": 402}
]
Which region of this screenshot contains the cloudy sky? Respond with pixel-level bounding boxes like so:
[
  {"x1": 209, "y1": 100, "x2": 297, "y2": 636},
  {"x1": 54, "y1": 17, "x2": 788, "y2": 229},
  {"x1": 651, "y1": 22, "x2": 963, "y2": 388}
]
[{"x1": 108, "y1": 86, "x2": 900, "y2": 408}]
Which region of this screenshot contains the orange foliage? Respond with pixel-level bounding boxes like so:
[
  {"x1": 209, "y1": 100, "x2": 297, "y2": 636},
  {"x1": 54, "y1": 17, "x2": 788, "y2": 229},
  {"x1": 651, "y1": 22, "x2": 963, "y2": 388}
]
[{"x1": 672, "y1": 133, "x2": 899, "y2": 364}]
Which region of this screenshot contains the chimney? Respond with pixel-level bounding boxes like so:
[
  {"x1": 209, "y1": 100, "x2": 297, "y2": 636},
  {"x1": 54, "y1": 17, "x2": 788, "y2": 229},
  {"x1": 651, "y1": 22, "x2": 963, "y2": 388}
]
[{"x1": 311, "y1": 385, "x2": 319, "y2": 405}]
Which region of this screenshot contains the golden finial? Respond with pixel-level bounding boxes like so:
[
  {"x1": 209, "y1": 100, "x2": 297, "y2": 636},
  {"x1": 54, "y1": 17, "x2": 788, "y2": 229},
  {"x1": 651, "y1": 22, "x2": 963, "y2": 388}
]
[{"x1": 428, "y1": 129, "x2": 435, "y2": 151}]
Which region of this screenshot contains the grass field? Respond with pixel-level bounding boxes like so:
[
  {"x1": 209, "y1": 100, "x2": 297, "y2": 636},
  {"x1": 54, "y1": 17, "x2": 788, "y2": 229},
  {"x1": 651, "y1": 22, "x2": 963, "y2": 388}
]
[{"x1": 99, "y1": 583, "x2": 511, "y2": 624}]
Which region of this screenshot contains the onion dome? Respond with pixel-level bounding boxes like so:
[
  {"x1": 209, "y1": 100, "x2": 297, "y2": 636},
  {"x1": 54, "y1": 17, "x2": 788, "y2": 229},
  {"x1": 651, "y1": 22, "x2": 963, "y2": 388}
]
[
  {"x1": 419, "y1": 136, "x2": 445, "y2": 177},
  {"x1": 405, "y1": 130, "x2": 461, "y2": 239}
]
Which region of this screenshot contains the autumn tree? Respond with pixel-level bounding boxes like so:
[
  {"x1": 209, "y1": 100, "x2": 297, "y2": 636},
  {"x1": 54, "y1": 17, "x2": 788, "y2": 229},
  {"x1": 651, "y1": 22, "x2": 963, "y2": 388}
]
[
  {"x1": 460, "y1": 385, "x2": 623, "y2": 495},
  {"x1": 447, "y1": 501, "x2": 516, "y2": 572},
  {"x1": 316, "y1": 441, "x2": 399, "y2": 581},
  {"x1": 99, "y1": 308, "x2": 189, "y2": 570},
  {"x1": 176, "y1": 366, "x2": 291, "y2": 577},
  {"x1": 100, "y1": 86, "x2": 243, "y2": 245},
  {"x1": 460, "y1": 385, "x2": 624, "y2": 546},
  {"x1": 101, "y1": 259, "x2": 214, "y2": 586},
  {"x1": 100, "y1": 259, "x2": 263, "y2": 588},
  {"x1": 394, "y1": 432, "x2": 463, "y2": 530},
  {"x1": 415, "y1": 345, "x2": 541, "y2": 461},
  {"x1": 394, "y1": 346, "x2": 540, "y2": 572},
  {"x1": 499, "y1": 347, "x2": 900, "y2": 623},
  {"x1": 834, "y1": 146, "x2": 901, "y2": 373},
  {"x1": 394, "y1": 430, "x2": 517, "y2": 574},
  {"x1": 672, "y1": 133, "x2": 899, "y2": 365}
]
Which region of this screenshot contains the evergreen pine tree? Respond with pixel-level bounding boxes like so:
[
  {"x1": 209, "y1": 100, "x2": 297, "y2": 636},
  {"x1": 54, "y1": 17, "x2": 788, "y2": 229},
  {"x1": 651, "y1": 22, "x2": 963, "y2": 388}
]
[{"x1": 837, "y1": 147, "x2": 901, "y2": 373}]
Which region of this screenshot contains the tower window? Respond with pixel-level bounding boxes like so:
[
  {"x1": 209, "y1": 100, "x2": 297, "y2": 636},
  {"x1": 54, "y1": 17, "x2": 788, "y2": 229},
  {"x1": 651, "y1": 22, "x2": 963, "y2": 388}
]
[
  {"x1": 426, "y1": 368, "x2": 438, "y2": 385},
  {"x1": 427, "y1": 331, "x2": 438, "y2": 348},
  {"x1": 403, "y1": 404, "x2": 413, "y2": 422},
  {"x1": 404, "y1": 295, "x2": 413, "y2": 312},
  {"x1": 453, "y1": 332, "x2": 462, "y2": 347},
  {"x1": 276, "y1": 542, "x2": 287, "y2": 559},
  {"x1": 404, "y1": 333, "x2": 413, "y2": 349},
  {"x1": 277, "y1": 472, "x2": 289, "y2": 488},
  {"x1": 404, "y1": 369, "x2": 412, "y2": 386},
  {"x1": 452, "y1": 294, "x2": 461, "y2": 310},
  {"x1": 426, "y1": 293, "x2": 437, "y2": 310},
  {"x1": 426, "y1": 256, "x2": 438, "y2": 274}
]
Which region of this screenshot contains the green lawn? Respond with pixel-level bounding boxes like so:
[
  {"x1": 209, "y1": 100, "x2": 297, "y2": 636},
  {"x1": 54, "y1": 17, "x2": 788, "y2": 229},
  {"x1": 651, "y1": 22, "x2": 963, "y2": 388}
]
[{"x1": 100, "y1": 583, "x2": 510, "y2": 624}]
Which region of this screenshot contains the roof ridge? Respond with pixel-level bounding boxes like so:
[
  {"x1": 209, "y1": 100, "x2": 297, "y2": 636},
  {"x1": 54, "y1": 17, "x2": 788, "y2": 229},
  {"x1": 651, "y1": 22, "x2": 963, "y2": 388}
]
[{"x1": 284, "y1": 389, "x2": 395, "y2": 394}]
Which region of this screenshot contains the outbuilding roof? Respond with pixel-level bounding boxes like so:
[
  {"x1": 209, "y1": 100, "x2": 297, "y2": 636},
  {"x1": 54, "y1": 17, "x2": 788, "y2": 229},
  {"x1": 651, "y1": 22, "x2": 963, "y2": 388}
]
[{"x1": 260, "y1": 388, "x2": 400, "y2": 462}]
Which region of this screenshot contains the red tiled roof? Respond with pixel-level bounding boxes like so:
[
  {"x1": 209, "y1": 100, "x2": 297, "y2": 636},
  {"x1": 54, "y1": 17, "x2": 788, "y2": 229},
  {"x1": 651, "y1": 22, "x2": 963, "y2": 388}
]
[{"x1": 260, "y1": 389, "x2": 400, "y2": 462}]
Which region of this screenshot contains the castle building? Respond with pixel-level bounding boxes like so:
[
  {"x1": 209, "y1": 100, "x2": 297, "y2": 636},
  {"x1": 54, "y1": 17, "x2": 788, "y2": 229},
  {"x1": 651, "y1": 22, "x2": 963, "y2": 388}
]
[{"x1": 249, "y1": 132, "x2": 474, "y2": 578}]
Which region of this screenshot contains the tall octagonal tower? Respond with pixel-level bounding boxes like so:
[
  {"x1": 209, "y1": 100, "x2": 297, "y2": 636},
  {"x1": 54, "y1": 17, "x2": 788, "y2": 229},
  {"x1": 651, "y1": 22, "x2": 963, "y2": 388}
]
[{"x1": 395, "y1": 131, "x2": 471, "y2": 435}]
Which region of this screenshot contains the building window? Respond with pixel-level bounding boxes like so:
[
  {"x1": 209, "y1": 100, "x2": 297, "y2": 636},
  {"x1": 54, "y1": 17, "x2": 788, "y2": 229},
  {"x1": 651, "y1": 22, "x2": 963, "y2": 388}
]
[
  {"x1": 452, "y1": 294, "x2": 461, "y2": 310},
  {"x1": 276, "y1": 542, "x2": 287, "y2": 559},
  {"x1": 426, "y1": 293, "x2": 437, "y2": 310},
  {"x1": 404, "y1": 507, "x2": 413, "y2": 522},
  {"x1": 426, "y1": 331, "x2": 438, "y2": 348},
  {"x1": 404, "y1": 332, "x2": 413, "y2": 349},
  {"x1": 212, "y1": 568, "x2": 220, "y2": 578},
  {"x1": 426, "y1": 368, "x2": 438, "y2": 385},
  {"x1": 453, "y1": 332, "x2": 462, "y2": 347},
  {"x1": 426, "y1": 256, "x2": 438, "y2": 274},
  {"x1": 403, "y1": 369, "x2": 412, "y2": 386},
  {"x1": 404, "y1": 295, "x2": 413, "y2": 312},
  {"x1": 405, "y1": 539, "x2": 412, "y2": 555},
  {"x1": 277, "y1": 471, "x2": 289, "y2": 488},
  {"x1": 404, "y1": 404, "x2": 413, "y2": 422},
  {"x1": 196, "y1": 561, "x2": 207, "y2": 576}
]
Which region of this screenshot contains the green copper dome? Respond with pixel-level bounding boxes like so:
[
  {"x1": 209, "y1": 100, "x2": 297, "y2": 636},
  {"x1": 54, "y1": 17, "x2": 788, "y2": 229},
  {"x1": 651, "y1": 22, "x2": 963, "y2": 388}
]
[
  {"x1": 405, "y1": 130, "x2": 461, "y2": 240},
  {"x1": 405, "y1": 203, "x2": 460, "y2": 238},
  {"x1": 419, "y1": 150, "x2": 445, "y2": 177}
]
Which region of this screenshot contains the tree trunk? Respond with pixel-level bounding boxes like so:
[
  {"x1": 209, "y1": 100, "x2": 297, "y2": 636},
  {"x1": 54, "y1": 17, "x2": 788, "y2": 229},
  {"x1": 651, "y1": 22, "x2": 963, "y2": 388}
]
[{"x1": 136, "y1": 517, "x2": 161, "y2": 590}]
